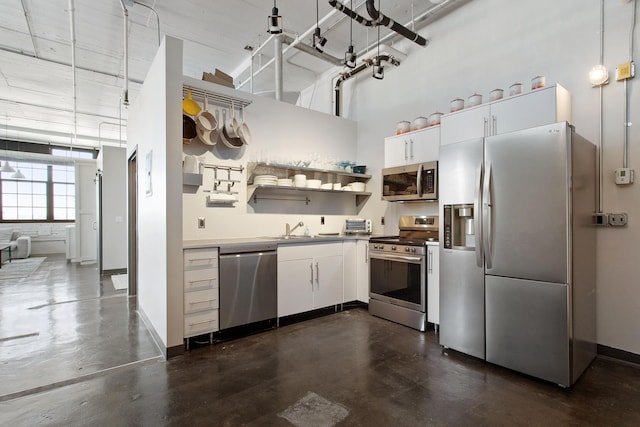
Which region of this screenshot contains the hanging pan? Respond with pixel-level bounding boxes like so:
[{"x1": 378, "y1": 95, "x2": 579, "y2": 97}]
[
  {"x1": 196, "y1": 96, "x2": 218, "y2": 145},
  {"x1": 219, "y1": 109, "x2": 243, "y2": 148},
  {"x1": 182, "y1": 114, "x2": 197, "y2": 144},
  {"x1": 237, "y1": 105, "x2": 251, "y2": 145}
]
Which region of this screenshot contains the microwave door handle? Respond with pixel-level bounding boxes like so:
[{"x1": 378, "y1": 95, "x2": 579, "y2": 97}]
[
  {"x1": 475, "y1": 163, "x2": 483, "y2": 268},
  {"x1": 417, "y1": 164, "x2": 423, "y2": 197}
]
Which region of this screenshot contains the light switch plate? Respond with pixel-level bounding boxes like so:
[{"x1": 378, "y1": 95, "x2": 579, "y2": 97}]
[{"x1": 198, "y1": 217, "x2": 205, "y2": 228}]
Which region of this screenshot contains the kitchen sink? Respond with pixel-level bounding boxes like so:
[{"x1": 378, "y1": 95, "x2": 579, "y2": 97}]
[{"x1": 262, "y1": 234, "x2": 339, "y2": 241}]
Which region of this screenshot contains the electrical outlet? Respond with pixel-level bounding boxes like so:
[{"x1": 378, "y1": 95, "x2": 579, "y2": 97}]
[
  {"x1": 608, "y1": 213, "x2": 628, "y2": 226},
  {"x1": 198, "y1": 217, "x2": 205, "y2": 228},
  {"x1": 320, "y1": 216, "x2": 325, "y2": 225},
  {"x1": 381, "y1": 216, "x2": 385, "y2": 225},
  {"x1": 593, "y1": 213, "x2": 609, "y2": 226}
]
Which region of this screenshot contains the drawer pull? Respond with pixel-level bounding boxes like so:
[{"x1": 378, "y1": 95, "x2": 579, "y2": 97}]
[
  {"x1": 187, "y1": 279, "x2": 214, "y2": 285},
  {"x1": 187, "y1": 257, "x2": 216, "y2": 262},
  {"x1": 188, "y1": 319, "x2": 215, "y2": 326},
  {"x1": 189, "y1": 299, "x2": 217, "y2": 305}
]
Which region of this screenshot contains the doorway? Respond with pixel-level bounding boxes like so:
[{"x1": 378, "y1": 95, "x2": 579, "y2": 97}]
[{"x1": 127, "y1": 148, "x2": 138, "y2": 296}]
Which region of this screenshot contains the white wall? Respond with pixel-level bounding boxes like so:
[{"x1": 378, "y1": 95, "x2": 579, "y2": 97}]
[
  {"x1": 97, "y1": 146, "x2": 127, "y2": 271},
  {"x1": 303, "y1": 0, "x2": 640, "y2": 355},
  {"x1": 181, "y1": 77, "x2": 360, "y2": 240},
  {"x1": 128, "y1": 36, "x2": 184, "y2": 352}
]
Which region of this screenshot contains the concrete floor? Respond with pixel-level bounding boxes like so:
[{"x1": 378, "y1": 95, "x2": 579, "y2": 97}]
[{"x1": 1, "y1": 255, "x2": 640, "y2": 426}]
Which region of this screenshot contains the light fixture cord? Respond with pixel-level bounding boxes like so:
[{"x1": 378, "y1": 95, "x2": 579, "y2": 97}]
[
  {"x1": 377, "y1": 0, "x2": 380, "y2": 58},
  {"x1": 350, "y1": 0, "x2": 353, "y2": 45}
]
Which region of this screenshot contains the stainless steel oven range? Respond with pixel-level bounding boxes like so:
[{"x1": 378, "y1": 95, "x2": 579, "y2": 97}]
[{"x1": 368, "y1": 215, "x2": 438, "y2": 331}]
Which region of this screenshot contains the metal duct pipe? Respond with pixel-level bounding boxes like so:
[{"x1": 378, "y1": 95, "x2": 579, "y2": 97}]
[
  {"x1": 334, "y1": 54, "x2": 400, "y2": 116},
  {"x1": 118, "y1": 0, "x2": 130, "y2": 106},
  {"x1": 133, "y1": 1, "x2": 161, "y2": 46},
  {"x1": 68, "y1": 0, "x2": 77, "y2": 147},
  {"x1": 274, "y1": 35, "x2": 283, "y2": 101},
  {"x1": 328, "y1": 0, "x2": 427, "y2": 46}
]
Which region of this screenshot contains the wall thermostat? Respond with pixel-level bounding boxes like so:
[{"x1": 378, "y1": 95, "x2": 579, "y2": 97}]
[{"x1": 615, "y1": 168, "x2": 634, "y2": 185}]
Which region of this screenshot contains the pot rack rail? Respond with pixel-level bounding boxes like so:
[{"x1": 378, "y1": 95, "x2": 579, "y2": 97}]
[
  {"x1": 252, "y1": 194, "x2": 311, "y2": 205},
  {"x1": 202, "y1": 163, "x2": 244, "y2": 195},
  {"x1": 182, "y1": 85, "x2": 252, "y2": 110}
]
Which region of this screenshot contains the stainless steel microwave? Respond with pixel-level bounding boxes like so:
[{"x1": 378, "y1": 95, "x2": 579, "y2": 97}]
[{"x1": 382, "y1": 161, "x2": 438, "y2": 202}]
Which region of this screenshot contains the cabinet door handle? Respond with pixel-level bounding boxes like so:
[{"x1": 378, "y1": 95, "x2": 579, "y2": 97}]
[
  {"x1": 310, "y1": 262, "x2": 314, "y2": 285},
  {"x1": 484, "y1": 117, "x2": 488, "y2": 137},
  {"x1": 410, "y1": 139, "x2": 414, "y2": 160},
  {"x1": 315, "y1": 262, "x2": 320, "y2": 288},
  {"x1": 189, "y1": 299, "x2": 217, "y2": 305},
  {"x1": 188, "y1": 319, "x2": 215, "y2": 327},
  {"x1": 492, "y1": 115, "x2": 497, "y2": 135},
  {"x1": 428, "y1": 250, "x2": 433, "y2": 274},
  {"x1": 365, "y1": 244, "x2": 368, "y2": 264},
  {"x1": 404, "y1": 141, "x2": 408, "y2": 160}
]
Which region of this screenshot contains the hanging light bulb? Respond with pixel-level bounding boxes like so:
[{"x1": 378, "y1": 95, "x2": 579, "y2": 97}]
[
  {"x1": 313, "y1": 0, "x2": 328, "y2": 53},
  {"x1": 267, "y1": 0, "x2": 282, "y2": 34},
  {"x1": 372, "y1": 1, "x2": 384, "y2": 80},
  {"x1": 11, "y1": 168, "x2": 25, "y2": 179},
  {"x1": 1, "y1": 161, "x2": 16, "y2": 173},
  {"x1": 344, "y1": 0, "x2": 357, "y2": 68}
]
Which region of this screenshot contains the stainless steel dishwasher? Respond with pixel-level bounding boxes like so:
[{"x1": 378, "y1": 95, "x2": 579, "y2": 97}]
[{"x1": 219, "y1": 243, "x2": 277, "y2": 330}]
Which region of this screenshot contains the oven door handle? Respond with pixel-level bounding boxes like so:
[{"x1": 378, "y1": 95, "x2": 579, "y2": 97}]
[{"x1": 370, "y1": 253, "x2": 423, "y2": 263}]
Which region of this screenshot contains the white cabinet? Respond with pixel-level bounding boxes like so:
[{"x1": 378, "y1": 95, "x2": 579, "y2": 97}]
[
  {"x1": 426, "y1": 245, "x2": 439, "y2": 327},
  {"x1": 440, "y1": 84, "x2": 571, "y2": 146},
  {"x1": 183, "y1": 247, "x2": 219, "y2": 338},
  {"x1": 384, "y1": 126, "x2": 440, "y2": 167},
  {"x1": 343, "y1": 239, "x2": 370, "y2": 304},
  {"x1": 277, "y1": 242, "x2": 344, "y2": 318}
]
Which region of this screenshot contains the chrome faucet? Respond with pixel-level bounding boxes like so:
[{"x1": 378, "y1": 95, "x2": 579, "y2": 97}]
[{"x1": 286, "y1": 221, "x2": 304, "y2": 237}]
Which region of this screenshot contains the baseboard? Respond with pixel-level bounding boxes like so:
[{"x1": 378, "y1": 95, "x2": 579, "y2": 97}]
[
  {"x1": 597, "y1": 344, "x2": 640, "y2": 366},
  {"x1": 137, "y1": 306, "x2": 168, "y2": 360}
]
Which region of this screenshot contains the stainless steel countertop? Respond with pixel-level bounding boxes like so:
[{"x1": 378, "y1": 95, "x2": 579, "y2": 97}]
[{"x1": 183, "y1": 234, "x2": 382, "y2": 250}]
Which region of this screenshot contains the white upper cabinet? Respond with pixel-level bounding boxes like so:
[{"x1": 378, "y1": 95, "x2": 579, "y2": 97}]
[
  {"x1": 384, "y1": 126, "x2": 440, "y2": 168},
  {"x1": 441, "y1": 85, "x2": 571, "y2": 146}
]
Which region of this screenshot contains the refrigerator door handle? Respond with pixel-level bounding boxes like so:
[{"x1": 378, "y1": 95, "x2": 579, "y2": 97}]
[
  {"x1": 416, "y1": 163, "x2": 423, "y2": 197},
  {"x1": 483, "y1": 162, "x2": 493, "y2": 269},
  {"x1": 474, "y1": 163, "x2": 484, "y2": 267}
]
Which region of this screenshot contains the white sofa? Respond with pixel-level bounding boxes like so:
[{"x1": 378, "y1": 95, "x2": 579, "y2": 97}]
[{"x1": 0, "y1": 230, "x2": 32, "y2": 259}]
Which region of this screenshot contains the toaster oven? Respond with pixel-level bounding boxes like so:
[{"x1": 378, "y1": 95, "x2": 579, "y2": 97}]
[{"x1": 345, "y1": 219, "x2": 372, "y2": 235}]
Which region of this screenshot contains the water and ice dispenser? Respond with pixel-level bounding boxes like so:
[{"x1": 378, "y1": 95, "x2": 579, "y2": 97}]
[{"x1": 443, "y1": 204, "x2": 476, "y2": 250}]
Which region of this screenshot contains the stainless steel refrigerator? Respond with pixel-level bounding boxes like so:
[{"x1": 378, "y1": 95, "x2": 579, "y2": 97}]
[{"x1": 439, "y1": 122, "x2": 597, "y2": 387}]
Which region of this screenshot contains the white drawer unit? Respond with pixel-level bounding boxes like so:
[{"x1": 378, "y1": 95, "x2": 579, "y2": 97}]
[
  {"x1": 183, "y1": 247, "x2": 219, "y2": 339},
  {"x1": 184, "y1": 287, "x2": 219, "y2": 314},
  {"x1": 184, "y1": 310, "x2": 219, "y2": 337}
]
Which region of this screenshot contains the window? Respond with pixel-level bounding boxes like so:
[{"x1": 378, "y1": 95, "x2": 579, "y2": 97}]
[{"x1": 1, "y1": 161, "x2": 75, "y2": 222}]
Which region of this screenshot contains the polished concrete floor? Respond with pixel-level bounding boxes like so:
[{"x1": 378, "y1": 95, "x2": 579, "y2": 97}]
[{"x1": 1, "y1": 255, "x2": 640, "y2": 426}]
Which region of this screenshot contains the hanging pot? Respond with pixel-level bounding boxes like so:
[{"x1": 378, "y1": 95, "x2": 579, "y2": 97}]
[
  {"x1": 237, "y1": 106, "x2": 251, "y2": 145},
  {"x1": 196, "y1": 96, "x2": 217, "y2": 146},
  {"x1": 225, "y1": 102, "x2": 240, "y2": 138},
  {"x1": 182, "y1": 114, "x2": 197, "y2": 144},
  {"x1": 219, "y1": 110, "x2": 243, "y2": 148}
]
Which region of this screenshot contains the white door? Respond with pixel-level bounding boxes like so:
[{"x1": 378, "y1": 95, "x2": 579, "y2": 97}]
[
  {"x1": 490, "y1": 86, "x2": 560, "y2": 135},
  {"x1": 384, "y1": 134, "x2": 410, "y2": 167},
  {"x1": 409, "y1": 127, "x2": 440, "y2": 162},
  {"x1": 342, "y1": 241, "x2": 357, "y2": 303},
  {"x1": 356, "y1": 240, "x2": 369, "y2": 303},
  {"x1": 313, "y1": 254, "x2": 343, "y2": 309},
  {"x1": 277, "y1": 258, "x2": 315, "y2": 317},
  {"x1": 440, "y1": 105, "x2": 490, "y2": 146},
  {"x1": 75, "y1": 159, "x2": 97, "y2": 264},
  {"x1": 427, "y1": 245, "x2": 440, "y2": 325}
]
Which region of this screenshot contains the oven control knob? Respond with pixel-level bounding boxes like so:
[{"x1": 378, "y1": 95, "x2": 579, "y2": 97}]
[
  {"x1": 404, "y1": 247, "x2": 410, "y2": 252},
  {"x1": 411, "y1": 247, "x2": 417, "y2": 253},
  {"x1": 373, "y1": 244, "x2": 379, "y2": 249},
  {"x1": 391, "y1": 246, "x2": 396, "y2": 251}
]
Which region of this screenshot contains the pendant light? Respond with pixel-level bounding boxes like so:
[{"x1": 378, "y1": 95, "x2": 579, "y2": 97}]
[
  {"x1": 344, "y1": 0, "x2": 357, "y2": 68},
  {"x1": 267, "y1": 0, "x2": 282, "y2": 34},
  {"x1": 11, "y1": 168, "x2": 25, "y2": 179},
  {"x1": 372, "y1": 0, "x2": 384, "y2": 80},
  {"x1": 313, "y1": 0, "x2": 327, "y2": 53},
  {"x1": 1, "y1": 161, "x2": 15, "y2": 173}
]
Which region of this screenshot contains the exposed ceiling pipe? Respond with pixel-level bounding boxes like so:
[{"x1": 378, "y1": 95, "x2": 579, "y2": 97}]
[
  {"x1": 236, "y1": 0, "x2": 352, "y2": 89},
  {"x1": 118, "y1": 0, "x2": 131, "y2": 106},
  {"x1": 328, "y1": 0, "x2": 427, "y2": 46},
  {"x1": 0, "y1": 46, "x2": 144, "y2": 84},
  {"x1": 0, "y1": 98, "x2": 128, "y2": 122},
  {"x1": 20, "y1": 0, "x2": 39, "y2": 58},
  {"x1": 2, "y1": 124, "x2": 123, "y2": 147},
  {"x1": 133, "y1": 0, "x2": 161, "y2": 46},
  {"x1": 281, "y1": 34, "x2": 343, "y2": 66},
  {"x1": 334, "y1": 54, "x2": 400, "y2": 116},
  {"x1": 274, "y1": 35, "x2": 283, "y2": 101},
  {"x1": 68, "y1": 0, "x2": 77, "y2": 148}
]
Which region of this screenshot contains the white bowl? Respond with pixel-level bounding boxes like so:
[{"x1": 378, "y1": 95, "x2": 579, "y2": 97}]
[
  {"x1": 350, "y1": 182, "x2": 366, "y2": 192},
  {"x1": 320, "y1": 183, "x2": 333, "y2": 190},
  {"x1": 306, "y1": 179, "x2": 322, "y2": 189}
]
